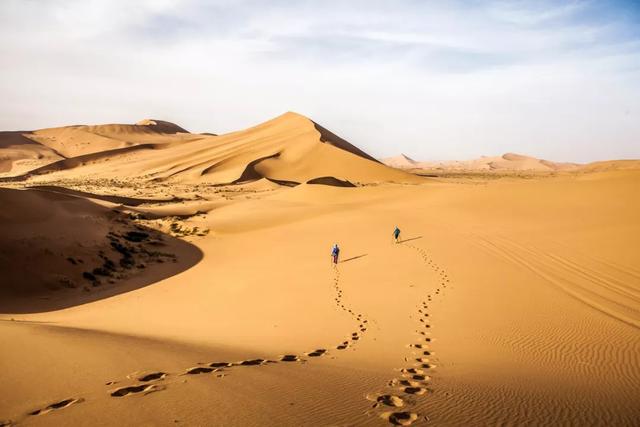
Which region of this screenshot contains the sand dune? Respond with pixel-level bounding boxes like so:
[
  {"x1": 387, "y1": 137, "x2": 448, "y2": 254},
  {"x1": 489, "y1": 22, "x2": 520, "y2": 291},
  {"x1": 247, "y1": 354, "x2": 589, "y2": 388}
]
[
  {"x1": 0, "y1": 120, "x2": 192, "y2": 178},
  {"x1": 0, "y1": 132, "x2": 64, "y2": 176},
  {"x1": 29, "y1": 119, "x2": 190, "y2": 157},
  {"x1": 6, "y1": 112, "x2": 420, "y2": 186},
  {"x1": 383, "y1": 152, "x2": 581, "y2": 172},
  {"x1": 0, "y1": 115, "x2": 639, "y2": 426},
  {"x1": 382, "y1": 153, "x2": 420, "y2": 169},
  {"x1": 577, "y1": 159, "x2": 640, "y2": 172}
]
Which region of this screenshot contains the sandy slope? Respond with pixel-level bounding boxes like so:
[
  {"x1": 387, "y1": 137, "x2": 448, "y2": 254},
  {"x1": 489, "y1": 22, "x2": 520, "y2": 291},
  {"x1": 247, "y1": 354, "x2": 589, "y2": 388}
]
[
  {"x1": 0, "y1": 188, "x2": 202, "y2": 313},
  {"x1": 0, "y1": 132, "x2": 64, "y2": 176},
  {"x1": 0, "y1": 115, "x2": 639, "y2": 426}
]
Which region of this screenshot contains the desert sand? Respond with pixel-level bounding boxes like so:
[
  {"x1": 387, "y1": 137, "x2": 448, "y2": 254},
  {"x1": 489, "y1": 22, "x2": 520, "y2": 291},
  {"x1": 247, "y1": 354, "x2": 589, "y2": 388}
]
[{"x1": 1, "y1": 113, "x2": 639, "y2": 426}]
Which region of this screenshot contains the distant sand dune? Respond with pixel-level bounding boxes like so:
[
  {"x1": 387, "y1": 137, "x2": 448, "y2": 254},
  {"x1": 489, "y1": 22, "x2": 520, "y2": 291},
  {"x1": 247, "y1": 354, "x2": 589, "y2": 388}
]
[{"x1": 383, "y1": 152, "x2": 582, "y2": 172}]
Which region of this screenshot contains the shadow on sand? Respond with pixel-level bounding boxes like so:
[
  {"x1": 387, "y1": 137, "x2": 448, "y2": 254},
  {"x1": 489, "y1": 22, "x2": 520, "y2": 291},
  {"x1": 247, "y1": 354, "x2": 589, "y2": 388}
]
[
  {"x1": 27, "y1": 185, "x2": 184, "y2": 206},
  {"x1": 340, "y1": 254, "x2": 368, "y2": 263},
  {"x1": 0, "y1": 188, "x2": 203, "y2": 314},
  {"x1": 398, "y1": 236, "x2": 423, "y2": 244}
]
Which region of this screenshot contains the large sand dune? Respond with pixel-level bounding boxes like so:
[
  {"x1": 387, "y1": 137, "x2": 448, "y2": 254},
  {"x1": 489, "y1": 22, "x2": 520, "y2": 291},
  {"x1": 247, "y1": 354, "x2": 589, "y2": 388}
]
[
  {"x1": 5, "y1": 112, "x2": 419, "y2": 187},
  {"x1": 0, "y1": 115, "x2": 638, "y2": 426}
]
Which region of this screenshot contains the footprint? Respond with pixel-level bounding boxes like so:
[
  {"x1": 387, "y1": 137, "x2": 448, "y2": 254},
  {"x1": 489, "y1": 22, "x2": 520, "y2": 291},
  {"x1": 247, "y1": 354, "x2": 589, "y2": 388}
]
[
  {"x1": 110, "y1": 384, "x2": 163, "y2": 397},
  {"x1": 409, "y1": 344, "x2": 427, "y2": 349},
  {"x1": 375, "y1": 394, "x2": 405, "y2": 407},
  {"x1": 280, "y1": 355, "x2": 302, "y2": 362},
  {"x1": 401, "y1": 368, "x2": 423, "y2": 375},
  {"x1": 29, "y1": 398, "x2": 83, "y2": 415},
  {"x1": 208, "y1": 362, "x2": 232, "y2": 368},
  {"x1": 403, "y1": 386, "x2": 427, "y2": 395},
  {"x1": 138, "y1": 372, "x2": 166, "y2": 382},
  {"x1": 237, "y1": 359, "x2": 267, "y2": 366},
  {"x1": 306, "y1": 349, "x2": 327, "y2": 357},
  {"x1": 185, "y1": 366, "x2": 217, "y2": 375},
  {"x1": 381, "y1": 411, "x2": 419, "y2": 426}
]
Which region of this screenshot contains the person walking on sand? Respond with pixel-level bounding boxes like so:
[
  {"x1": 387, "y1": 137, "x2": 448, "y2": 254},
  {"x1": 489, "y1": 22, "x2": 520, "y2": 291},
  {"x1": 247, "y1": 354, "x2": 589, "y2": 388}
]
[
  {"x1": 393, "y1": 226, "x2": 401, "y2": 243},
  {"x1": 331, "y1": 243, "x2": 340, "y2": 265}
]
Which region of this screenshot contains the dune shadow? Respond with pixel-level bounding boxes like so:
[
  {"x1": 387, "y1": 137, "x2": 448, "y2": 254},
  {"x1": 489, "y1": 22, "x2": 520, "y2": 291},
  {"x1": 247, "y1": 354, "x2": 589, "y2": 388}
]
[
  {"x1": 340, "y1": 254, "x2": 368, "y2": 263},
  {"x1": 398, "y1": 236, "x2": 423, "y2": 244},
  {"x1": 0, "y1": 189, "x2": 203, "y2": 314},
  {"x1": 306, "y1": 176, "x2": 356, "y2": 187},
  {"x1": 28, "y1": 185, "x2": 184, "y2": 206},
  {"x1": 0, "y1": 144, "x2": 157, "y2": 182}
]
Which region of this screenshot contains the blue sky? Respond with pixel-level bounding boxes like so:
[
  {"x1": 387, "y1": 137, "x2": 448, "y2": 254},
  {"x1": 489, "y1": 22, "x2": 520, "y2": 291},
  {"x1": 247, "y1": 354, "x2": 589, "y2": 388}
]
[{"x1": 1, "y1": 0, "x2": 639, "y2": 162}]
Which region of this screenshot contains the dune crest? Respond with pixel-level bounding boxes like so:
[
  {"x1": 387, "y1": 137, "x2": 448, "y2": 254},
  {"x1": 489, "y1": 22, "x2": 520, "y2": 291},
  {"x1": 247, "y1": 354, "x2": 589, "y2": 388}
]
[{"x1": 4, "y1": 112, "x2": 421, "y2": 186}]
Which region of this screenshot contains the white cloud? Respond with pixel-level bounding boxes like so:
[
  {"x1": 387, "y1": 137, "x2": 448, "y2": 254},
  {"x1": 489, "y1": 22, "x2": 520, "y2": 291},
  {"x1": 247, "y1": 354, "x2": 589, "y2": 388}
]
[{"x1": 0, "y1": 0, "x2": 638, "y2": 162}]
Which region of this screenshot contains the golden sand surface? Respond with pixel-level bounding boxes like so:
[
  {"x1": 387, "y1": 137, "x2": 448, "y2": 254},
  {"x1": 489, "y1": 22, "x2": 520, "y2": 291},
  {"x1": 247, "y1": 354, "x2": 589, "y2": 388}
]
[{"x1": 1, "y1": 114, "x2": 638, "y2": 426}]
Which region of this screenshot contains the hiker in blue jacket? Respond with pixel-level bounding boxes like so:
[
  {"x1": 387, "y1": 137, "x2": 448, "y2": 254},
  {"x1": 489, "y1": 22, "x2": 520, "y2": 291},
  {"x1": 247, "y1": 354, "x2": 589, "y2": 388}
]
[{"x1": 331, "y1": 243, "x2": 340, "y2": 264}]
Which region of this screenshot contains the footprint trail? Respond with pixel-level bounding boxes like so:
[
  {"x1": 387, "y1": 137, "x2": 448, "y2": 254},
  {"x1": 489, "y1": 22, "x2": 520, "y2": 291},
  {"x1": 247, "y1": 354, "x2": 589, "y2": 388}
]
[
  {"x1": 369, "y1": 242, "x2": 453, "y2": 425},
  {"x1": 10, "y1": 262, "x2": 372, "y2": 423},
  {"x1": 331, "y1": 265, "x2": 371, "y2": 351}
]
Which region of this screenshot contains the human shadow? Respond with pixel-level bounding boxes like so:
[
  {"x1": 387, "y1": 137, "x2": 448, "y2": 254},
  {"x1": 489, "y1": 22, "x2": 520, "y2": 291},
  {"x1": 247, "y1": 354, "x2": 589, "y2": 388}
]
[
  {"x1": 340, "y1": 254, "x2": 368, "y2": 263},
  {"x1": 398, "y1": 236, "x2": 423, "y2": 244},
  {"x1": 0, "y1": 187, "x2": 203, "y2": 314}
]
